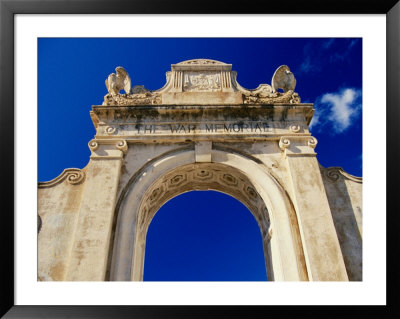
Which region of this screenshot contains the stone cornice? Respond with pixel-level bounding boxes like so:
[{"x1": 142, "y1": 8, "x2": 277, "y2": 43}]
[
  {"x1": 38, "y1": 168, "x2": 86, "y2": 188},
  {"x1": 171, "y1": 59, "x2": 232, "y2": 71},
  {"x1": 90, "y1": 104, "x2": 314, "y2": 143},
  {"x1": 92, "y1": 104, "x2": 314, "y2": 123},
  {"x1": 320, "y1": 165, "x2": 363, "y2": 183}
]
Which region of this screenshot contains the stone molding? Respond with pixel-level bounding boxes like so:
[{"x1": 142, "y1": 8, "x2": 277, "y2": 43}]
[
  {"x1": 38, "y1": 168, "x2": 86, "y2": 188},
  {"x1": 320, "y1": 165, "x2": 363, "y2": 183},
  {"x1": 88, "y1": 138, "x2": 129, "y2": 159},
  {"x1": 279, "y1": 136, "x2": 318, "y2": 157}
]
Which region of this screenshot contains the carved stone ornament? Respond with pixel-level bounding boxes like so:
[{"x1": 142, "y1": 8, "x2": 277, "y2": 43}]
[
  {"x1": 88, "y1": 139, "x2": 99, "y2": 151},
  {"x1": 131, "y1": 85, "x2": 150, "y2": 94},
  {"x1": 103, "y1": 92, "x2": 161, "y2": 106},
  {"x1": 183, "y1": 72, "x2": 221, "y2": 92},
  {"x1": 234, "y1": 64, "x2": 300, "y2": 104},
  {"x1": 271, "y1": 65, "x2": 297, "y2": 93},
  {"x1": 38, "y1": 168, "x2": 86, "y2": 188},
  {"x1": 243, "y1": 90, "x2": 301, "y2": 104},
  {"x1": 116, "y1": 140, "x2": 128, "y2": 154},
  {"x1": 308, "y1": 137, "x2": 318, "y2": 149},
  {"x1": 289, "y1": 125, "x2": 301, "y2": 133},
  {"x1": 103, "y1": 67, "x2": 162, "y2": 106},
  {"x1": 66, "y1": 170, "x2": 86, "y2": 185},
  {"x1": 323, "y1": 166, "x2": 363, "y2": 183},
  {"x1": 106, "y1": 66, "x2": 131, "y2": 95},
  {"x1": 100, "y1": 60, "x2": 302, "y2": 106},
  {"x1": 105, "y1": 66, "x2": 131, "y2": 96},
  {"x1": 105, "y1": 126, "x2": 117, "y2": 135},
  {"x1": 279, "y1": 138, "x2": 291, "y2": 150}
]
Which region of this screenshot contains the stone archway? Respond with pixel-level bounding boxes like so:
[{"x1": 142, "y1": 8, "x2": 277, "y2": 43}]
[
  {"x1": 39, "y1": 59, "x2": 355, "y2": 282},
  {"x1": 109, "y1": 147, "x2": 308, "y2": 281}
]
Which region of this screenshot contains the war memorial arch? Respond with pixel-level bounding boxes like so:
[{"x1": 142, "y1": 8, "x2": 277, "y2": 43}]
[{"x1": 38, "y1": 59, "x2": 362, "y2": 282}]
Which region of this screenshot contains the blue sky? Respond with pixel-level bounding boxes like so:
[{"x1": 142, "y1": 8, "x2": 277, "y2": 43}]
[{"x1": 38, "y1": 38, "x2": 362, "y2": 281}]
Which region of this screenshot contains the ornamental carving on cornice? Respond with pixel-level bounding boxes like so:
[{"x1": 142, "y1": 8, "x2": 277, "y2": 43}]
[
  {"x1": 38, "y1": 168, "x2": 86, "y2": 188},
  {"x1": 243, "y1": 90, "x2": 301, "y2": 104},
  {"x1": 103, "y1": 92, "x2": 161, "y2": 106}
]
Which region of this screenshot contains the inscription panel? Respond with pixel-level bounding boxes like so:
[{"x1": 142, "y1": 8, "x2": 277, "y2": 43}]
[{"x1": 98, "y1": 121, "x2": 307, "y2": 137}]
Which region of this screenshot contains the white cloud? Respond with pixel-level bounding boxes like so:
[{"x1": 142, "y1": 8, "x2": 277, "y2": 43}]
[{"x1": 310, "y1": 88, "x2": 361, "y2": 134}]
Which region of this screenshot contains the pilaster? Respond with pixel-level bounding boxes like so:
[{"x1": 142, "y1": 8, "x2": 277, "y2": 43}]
[
  {"x1": 279, "y1": 136, "x2": 348, "y2": 281},
  {"x1": 65, "y1": 139, "x2": 127, "y2": 280}
]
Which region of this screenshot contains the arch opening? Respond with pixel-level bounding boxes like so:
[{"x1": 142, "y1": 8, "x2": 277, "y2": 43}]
[
  {"x1": 143, "y1": 190, "x2": 268, "y2": 281},
  {"x1": 131, "y1": 163, "x2": 273, "y2": 281}
]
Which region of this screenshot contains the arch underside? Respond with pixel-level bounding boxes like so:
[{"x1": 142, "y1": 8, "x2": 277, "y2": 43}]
[
  {"x1": 138, "y1": 163, "x2": 272, "y2": 242},
  {"x1": 110, "y1": 147, "x2": 308, "y2": 282}
]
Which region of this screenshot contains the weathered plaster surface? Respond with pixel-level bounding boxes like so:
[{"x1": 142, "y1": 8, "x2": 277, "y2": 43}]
[
  {"x1": 284, "y1": 156, "x2": 348, "y2": 281},
  {"x1": 38, "y1": 169, "x2": 86, "y2": 281},
  {"x1": 65, "y1": 158, "x2": 122, "y2": 281},
  {"x1": 321, "y1": 166, "x2": 362, "y2": 281}
]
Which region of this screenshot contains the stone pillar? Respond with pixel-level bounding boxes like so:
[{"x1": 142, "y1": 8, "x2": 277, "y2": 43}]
[
  {"x1": 65, "y1": 139, "x2": 127, "y2": 281},
  {"x1": 279, "y1": 136, "x2": 348, "y2": 281}
]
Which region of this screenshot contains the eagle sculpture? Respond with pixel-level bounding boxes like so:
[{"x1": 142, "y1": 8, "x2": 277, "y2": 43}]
[
  {"x1": 105, "y1": 66, "x2": 131, "y2": 95},
  {"x1": 271, "y1": 65, "x2": 296, "y2": 93}
]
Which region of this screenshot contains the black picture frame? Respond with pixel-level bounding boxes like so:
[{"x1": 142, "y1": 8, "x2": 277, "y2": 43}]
[{"x1": 1, "y1": 0, "x2": 398, "y2": 318}]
